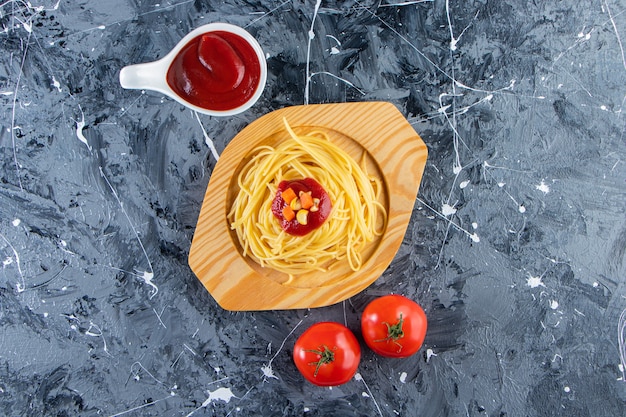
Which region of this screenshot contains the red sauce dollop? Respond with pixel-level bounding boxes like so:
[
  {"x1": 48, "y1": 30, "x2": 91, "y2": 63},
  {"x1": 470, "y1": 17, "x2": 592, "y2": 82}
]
[
  {"x1": 271, "y1": 178, "x2": 332, "y2": 236},
  {"x1": 166, "y1": 31, "x2": 261, "y2": 111}
]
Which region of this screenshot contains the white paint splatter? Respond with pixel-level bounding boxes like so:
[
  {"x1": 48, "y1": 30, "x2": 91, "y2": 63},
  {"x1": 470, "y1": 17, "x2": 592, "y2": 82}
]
[
  {"x1": 459, "y1": 180, "x2": 470, "y2": 189},
  {"x1": 618, "y1": 308, "x2": 626, "y2": 382},
  {"x1": 416, "y1": 197, "x2": 479, "y2": 244},
  {"x1": 354, "y1": 373, "x2": 383, "y2": 416},
  {"x1": 205, "y1": 387, "x2": 236, "y2": 403},
  {"x1": 310, "y1": 71, "x2": 365, "y2": 95},
  {"x1": 261, "y1": 319, "x2": 304, "y2": 381},
  {"x1": 426, "y1": 348, "x2": 437, "y2": 362},
  {"x1": 526, "y1": 275, "x2": 545, "y2": 288},
  {"x1": 445, "y1": 0, "x2": 478, "y2": 52},
  {"x1": 564, "y1": 386, "x2": 571, "y2": 393},
  {"x1": 399, "y1": 372, "x2": 407, "y2": 383},
  {"x1": 304, "y1": 0, "x2": 323, "y2": 105},
  {"x1": 153, "y1": 307, "x2": 167, "y2": 329},
  {"x1": 139, "y1": 270, "x2": 158, "y2": 299},
  {"x1": 536, "y1": 179, "x2": 550, "y2": 194},
  {"x1": 51, "y1": 76, "x2": 62, "y2": 92},
  {"x1": 99, "y1": 167, "x2": 155, "y2": 297},
  {"x1": 0, "y1": 233, "x2": 25, "y2": 292},
  {"x1": 75, "y1": 107, "x2": 91, "y2": 151},
  {"x1": 441, "y1": 203, "x2": 457, "y2": 216},
  {"x1": 449, "y1": 38, "x2": 458, "y2": 51},
  {"x1": 550, "y1": 300, "x2": 559, "y2": 310},
  {"x1": 184, "y1": 386, "x2": 237, "y2": 417},
  {"x1": 12, "y1": 219, "x2": 21, "y2": 227},
  {"x1": 109, "y1": 394, "x2": 173, "y2": 417},
  {"x1": 605, "y1": 0, "x2": 626, "y2": 70},
  {"x1": 194, "y1": 111, "x2": 220, "y2": 162},
  {"x1": 326, "y1": 34, "x2": 342, "y2": 47},
  {"x1": 84, "y1": 321, "x2": 111, "y2": 356},
  {"x1": 260, "y1": 364, "x2": 278, "y2": 380},
  {"x1": 471, "y1": 222, "x2": 478, "y2": 229},
  {"x1": 519, "y1": 205, "x2": 526, "y2": 213},
  {"x1": 19, "y1": 18, "x2": 33, "y2": 33}
]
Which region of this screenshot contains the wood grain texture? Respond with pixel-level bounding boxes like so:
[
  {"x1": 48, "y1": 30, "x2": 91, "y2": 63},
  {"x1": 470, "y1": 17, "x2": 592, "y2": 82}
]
[{"x1": 188, "y1": 102, "x2": 427, "y2": 311}]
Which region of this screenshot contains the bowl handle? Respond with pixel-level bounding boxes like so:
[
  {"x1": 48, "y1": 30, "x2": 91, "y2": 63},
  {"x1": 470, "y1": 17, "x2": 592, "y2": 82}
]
[{"x1": 119, "y1": 60, "x2": 168, "y2": 91}]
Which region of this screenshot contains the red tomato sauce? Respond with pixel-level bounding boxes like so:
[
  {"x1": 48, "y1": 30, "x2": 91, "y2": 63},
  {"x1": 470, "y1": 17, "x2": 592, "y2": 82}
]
[
  {"x1": 271, "y1": 178, "x2": 332, "y2": 236},
  {"x1": 166, "y1": 31, "x2": 261, "y2": 111}
]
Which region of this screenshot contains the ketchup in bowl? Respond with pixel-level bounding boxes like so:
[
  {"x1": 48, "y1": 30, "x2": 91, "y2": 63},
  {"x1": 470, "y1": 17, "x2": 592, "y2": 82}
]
[
  {"x1": 166, "y1": 31, "x2": 262, "y2": 112},
  {"x1": 119, "y1": 23, "x2": 266, "y2": 116}
]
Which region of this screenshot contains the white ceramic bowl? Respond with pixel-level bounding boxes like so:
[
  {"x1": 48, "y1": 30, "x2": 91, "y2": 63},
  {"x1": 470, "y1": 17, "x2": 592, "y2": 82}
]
[{"x1": 119, "y1": 23, "x2": 267, "y2": 116}]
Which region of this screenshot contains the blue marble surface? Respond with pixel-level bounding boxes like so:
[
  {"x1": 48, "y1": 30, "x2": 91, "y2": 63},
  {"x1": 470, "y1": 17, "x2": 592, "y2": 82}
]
[{"x1": 1, "y1": 0, "x2": 625, "y2": 416}]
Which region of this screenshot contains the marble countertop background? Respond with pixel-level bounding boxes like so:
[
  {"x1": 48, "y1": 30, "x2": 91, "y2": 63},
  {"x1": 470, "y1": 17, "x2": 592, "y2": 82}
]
[{"x1": 1, "y1": 0, "x2": 625, "y2": 416}]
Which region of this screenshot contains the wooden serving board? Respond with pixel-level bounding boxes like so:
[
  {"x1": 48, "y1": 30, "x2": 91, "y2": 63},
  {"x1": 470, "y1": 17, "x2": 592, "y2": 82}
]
[{"x1": 188, "y1": 102, "x2": 427, "y2": 311}]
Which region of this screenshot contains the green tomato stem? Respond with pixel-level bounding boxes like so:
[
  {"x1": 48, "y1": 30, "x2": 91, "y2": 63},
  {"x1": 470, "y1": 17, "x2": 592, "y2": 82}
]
[
  {"x1": 305, "y1": 345, "x2": 335, "y2": 377},
  {"x1": 374, "y1": 313, "x2": 405, "y2": 352}
]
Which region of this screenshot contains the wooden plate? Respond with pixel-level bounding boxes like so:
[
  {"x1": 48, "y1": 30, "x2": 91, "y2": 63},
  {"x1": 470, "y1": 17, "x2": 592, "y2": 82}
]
[{"x1": 188, "y1": 102, "x2": 427, "y2": 311}]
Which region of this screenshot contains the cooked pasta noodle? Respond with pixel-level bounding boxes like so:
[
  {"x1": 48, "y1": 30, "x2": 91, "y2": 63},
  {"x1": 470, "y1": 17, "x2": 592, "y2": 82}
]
[{"x1": 228, "y1": 118, "x2": 386, "y2": 276}]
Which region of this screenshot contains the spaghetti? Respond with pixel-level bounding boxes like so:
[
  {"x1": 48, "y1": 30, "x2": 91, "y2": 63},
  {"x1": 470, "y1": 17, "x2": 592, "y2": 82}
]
[{"x1": 228, "y1": 118, "x2": 386, "y2": 276}]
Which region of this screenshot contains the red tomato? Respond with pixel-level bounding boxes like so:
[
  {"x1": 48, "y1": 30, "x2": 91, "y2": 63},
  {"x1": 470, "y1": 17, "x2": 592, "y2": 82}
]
[
  {"x1": 293, "y1": 322, "x2": 361, "y2": 386},
  {"x1": 361, "y1": 294, "x2": 427, "y2": 358}
]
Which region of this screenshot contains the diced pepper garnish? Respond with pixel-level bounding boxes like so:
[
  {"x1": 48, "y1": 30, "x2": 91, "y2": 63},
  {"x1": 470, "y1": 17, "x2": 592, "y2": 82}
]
[
  {"x1": 300, "y1": 191, "x2": 314, "y2": 209},
  {"x1": 281, "y1": 188, "x2": 297, "y2": 204},
  {"x1": 272, "y1": 178, "x2": 332, "y2": 236},
  {"x1": 282, "y1": 205, "x2": 296, "y2": 221},
  {"x1": 296, "y1": 209, "x2": 309, "y2": 225}
]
